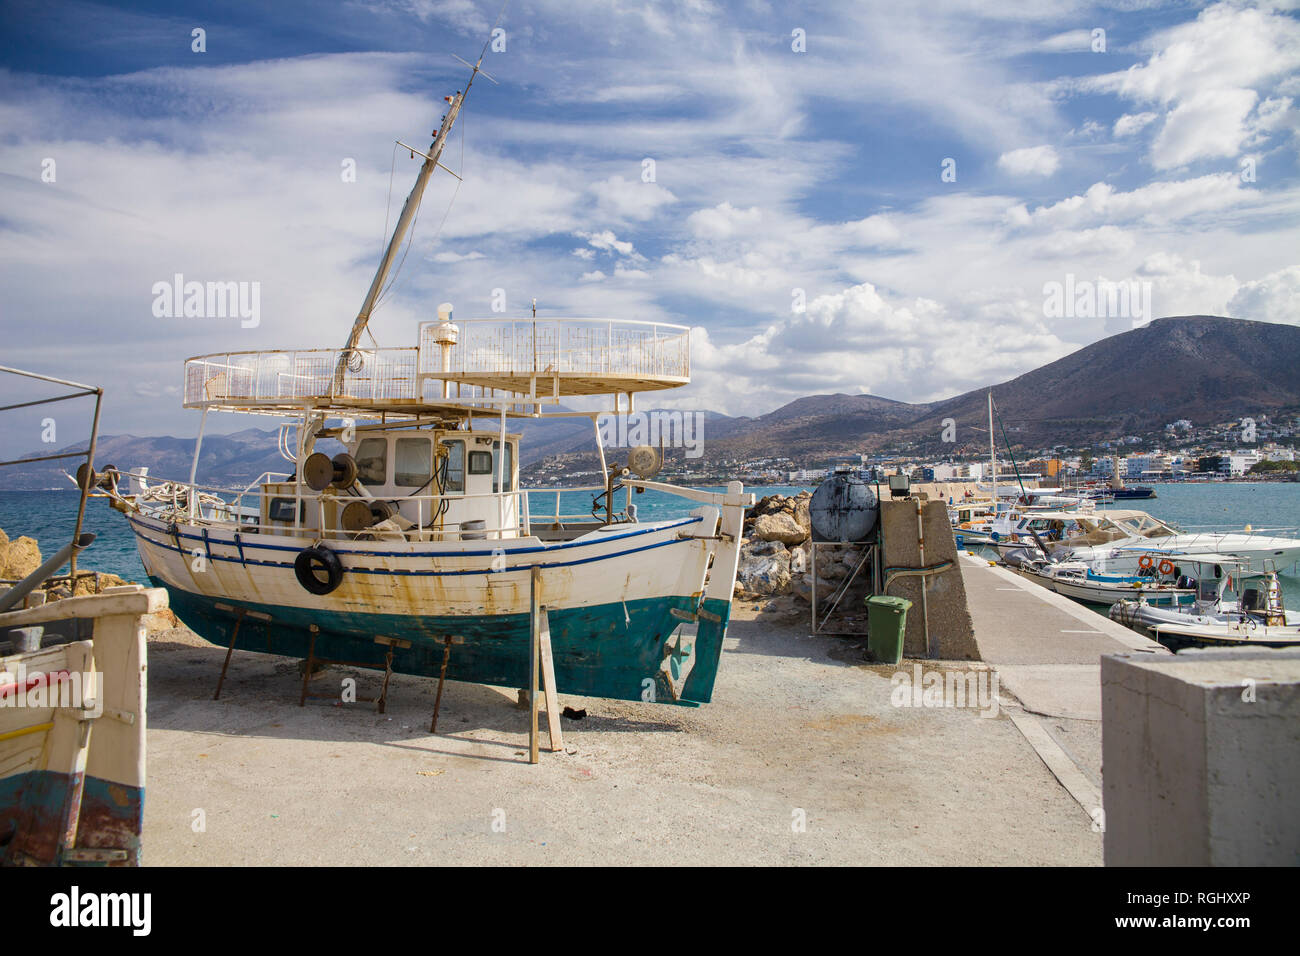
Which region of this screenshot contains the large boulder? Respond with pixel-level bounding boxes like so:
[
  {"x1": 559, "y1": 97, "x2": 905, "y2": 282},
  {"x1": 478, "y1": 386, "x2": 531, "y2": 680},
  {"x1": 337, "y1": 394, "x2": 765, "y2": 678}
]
[
  {"x1": 73, "y1": 572, "x2": 131, "y2": 597},
  {"x1": 753, "y1": 511, "x2": 808, "y2": 545},
  {"x1": 791, "y1": 571, "x2": 835, "y2": 603},
  {"x1": 1, "y1": 534, "x2": 42, "y2": 581},
  {"x1": 737, "y1": 545, "x2": 792, "y2": 595}
]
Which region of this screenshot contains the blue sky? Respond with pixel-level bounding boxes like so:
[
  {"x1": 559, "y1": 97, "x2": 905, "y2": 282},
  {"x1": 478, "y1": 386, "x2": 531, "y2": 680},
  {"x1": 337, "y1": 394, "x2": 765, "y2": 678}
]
[{"x1": 1, "y1": 0, "x2": 1298, "y2": 446}]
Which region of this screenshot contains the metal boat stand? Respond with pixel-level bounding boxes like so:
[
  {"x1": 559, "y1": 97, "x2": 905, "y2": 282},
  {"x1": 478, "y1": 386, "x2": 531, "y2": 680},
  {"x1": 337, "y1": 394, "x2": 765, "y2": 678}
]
[
  {"x1": 429, "y1": 634, "x2": 462, "y2": 732},
  {"x1": 212, "y1": 603, "x2": 274, "y2": 699},
  {"x1": 297, "y1": 625, "x2": 410, "y2": 714}
]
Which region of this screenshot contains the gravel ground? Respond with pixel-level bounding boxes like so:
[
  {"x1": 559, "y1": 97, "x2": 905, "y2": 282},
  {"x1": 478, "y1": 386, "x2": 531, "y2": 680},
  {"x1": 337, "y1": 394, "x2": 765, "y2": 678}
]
[{"x1": 140, "y1": 597, "x2": 1101, "y2": 866}]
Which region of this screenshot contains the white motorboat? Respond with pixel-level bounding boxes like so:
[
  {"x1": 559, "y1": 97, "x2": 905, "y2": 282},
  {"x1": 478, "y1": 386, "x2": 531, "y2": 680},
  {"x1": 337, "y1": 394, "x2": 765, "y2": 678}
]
[
  {"x1": 1010, "y1": 554, "x2": 1195, "y2": 608},
  {"x1": 1022, "y1": 509, "x2": 1300, "y2": 575},
  {"x1": 1110, "y1": 560, "x2": 1300, "y2": 649}
]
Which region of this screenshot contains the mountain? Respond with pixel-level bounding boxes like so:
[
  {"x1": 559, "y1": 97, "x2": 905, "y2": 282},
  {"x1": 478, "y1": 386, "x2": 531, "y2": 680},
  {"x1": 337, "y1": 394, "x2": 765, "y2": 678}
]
[
  {"x1": 5, "y1": 316, "x2": 1296, "y2": 487},
  {"x1": 889, "y1": 315, "x2": 1300, "y2": 454},
  {"x1": 674, "y1": 316, "x2": 1300, "y2": 460}
]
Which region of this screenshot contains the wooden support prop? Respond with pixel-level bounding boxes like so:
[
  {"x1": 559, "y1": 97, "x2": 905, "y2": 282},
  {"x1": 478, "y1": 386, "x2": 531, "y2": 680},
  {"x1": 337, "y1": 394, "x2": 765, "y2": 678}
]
[
  {"x1": 529, "y1": 568, "x2": 540, "y2": 764},
  {"x1": 298, "y1": 633, "x2": 410, "y2": 710},
  {"x1": 538, "y1": 605, "x2": 563, "y2": 753},
  {"x1": 527, "y1": 566, "x2": 564, "y2": 763},
  {"x1": 211, "y1": 604, "x2": 273, "y2": 700},
  {"x1": 430, "y1": 635, "x2": 454, "y2": 733}
]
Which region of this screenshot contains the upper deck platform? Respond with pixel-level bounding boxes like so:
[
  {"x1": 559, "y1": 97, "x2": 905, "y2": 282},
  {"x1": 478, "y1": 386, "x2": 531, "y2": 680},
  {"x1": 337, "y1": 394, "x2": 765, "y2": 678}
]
[{"x1": 183, "y1": 318, "x2": 690, "y2": 415}]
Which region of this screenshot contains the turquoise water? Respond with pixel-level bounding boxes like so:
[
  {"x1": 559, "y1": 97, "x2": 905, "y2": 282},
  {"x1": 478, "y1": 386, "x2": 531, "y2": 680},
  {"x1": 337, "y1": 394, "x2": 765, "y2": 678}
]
[{"x1": 3, "y1": 482, "x2": 1296, "y2": 601}]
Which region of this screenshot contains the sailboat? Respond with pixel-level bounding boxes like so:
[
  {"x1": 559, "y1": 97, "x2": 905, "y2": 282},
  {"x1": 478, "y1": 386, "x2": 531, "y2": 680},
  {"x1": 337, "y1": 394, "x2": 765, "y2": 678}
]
[{"x1": 93, "y1": 51, "x2": 753, "y2": 708}]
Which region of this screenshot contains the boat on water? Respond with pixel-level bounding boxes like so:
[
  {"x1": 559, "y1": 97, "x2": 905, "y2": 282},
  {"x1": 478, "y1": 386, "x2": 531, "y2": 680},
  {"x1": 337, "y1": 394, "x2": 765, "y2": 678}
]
[
  {"x1": 1110, "y1": 560, "x2": 1300, "y2": 649},
  {"x1": 994, "y1": 508, "x2": 1300, "y2": 574},
  {"x1": 92, "y1": 56, "x2": 752, "y2": 709},
  {"x1": 1005, "y1": 552, "x2": 1195, "y2": 608}
]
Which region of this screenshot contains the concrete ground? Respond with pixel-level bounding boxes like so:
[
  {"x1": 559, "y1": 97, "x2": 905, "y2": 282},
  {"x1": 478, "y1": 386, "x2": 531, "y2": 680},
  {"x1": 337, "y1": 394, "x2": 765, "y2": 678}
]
[
  {"x1": 141, "y1": 591, "x2": 1104, "y2": 866},
  {"x1": 960, "y1": 553, "x2": 1168, "y2": 795}
]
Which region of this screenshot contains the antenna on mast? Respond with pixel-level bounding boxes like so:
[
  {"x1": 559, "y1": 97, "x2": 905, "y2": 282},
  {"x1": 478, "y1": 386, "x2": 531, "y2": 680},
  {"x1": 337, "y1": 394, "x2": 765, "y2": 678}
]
[{"x1": 331, "y1": 1, "x2": 511, "y2": 393}]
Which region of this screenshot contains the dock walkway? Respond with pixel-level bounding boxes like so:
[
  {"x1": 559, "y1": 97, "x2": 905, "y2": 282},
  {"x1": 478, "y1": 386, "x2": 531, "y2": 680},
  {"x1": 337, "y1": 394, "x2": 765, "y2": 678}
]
[{"x1": 959, "y1": 552, "x2": 1167, "y2": 818}]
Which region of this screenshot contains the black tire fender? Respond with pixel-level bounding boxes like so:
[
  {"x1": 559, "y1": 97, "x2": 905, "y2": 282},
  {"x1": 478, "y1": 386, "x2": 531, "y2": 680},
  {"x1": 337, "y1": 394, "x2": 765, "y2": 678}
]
[{"x1": 294, "y1": 545, "x2": 344, "y2": 595}]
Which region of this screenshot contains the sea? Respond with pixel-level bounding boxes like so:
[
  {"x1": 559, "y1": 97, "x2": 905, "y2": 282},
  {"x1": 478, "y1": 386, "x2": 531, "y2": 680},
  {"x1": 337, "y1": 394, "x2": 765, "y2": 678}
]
[{"x1": 3, "y1": 482, "x2": 1298, "y2": 602}]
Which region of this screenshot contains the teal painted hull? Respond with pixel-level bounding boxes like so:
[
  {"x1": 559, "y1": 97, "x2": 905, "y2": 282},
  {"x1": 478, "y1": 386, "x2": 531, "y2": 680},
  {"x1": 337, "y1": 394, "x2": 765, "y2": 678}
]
[{"x1": 155, "y1": 579, "x2": 727, "y2": 706}]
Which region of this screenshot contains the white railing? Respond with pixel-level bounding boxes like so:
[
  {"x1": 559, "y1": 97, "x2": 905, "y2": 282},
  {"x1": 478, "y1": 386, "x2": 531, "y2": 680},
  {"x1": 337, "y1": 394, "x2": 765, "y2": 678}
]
[
  {"x1": 185, "y1": 348, "x2": 419, "y2": 408},
  {"x1": 419, "y1": 318, "x2": 690, "y2": 381},
  {"x1": 183, "y1": 319, "x2": 690, "y2": 410}
]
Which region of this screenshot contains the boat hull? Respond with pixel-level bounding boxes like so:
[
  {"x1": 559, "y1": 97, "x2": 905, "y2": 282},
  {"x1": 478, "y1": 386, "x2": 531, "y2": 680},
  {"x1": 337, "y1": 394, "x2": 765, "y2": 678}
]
[{"x1": 128, "y1": 509, "x2": 735, "y2": 706}]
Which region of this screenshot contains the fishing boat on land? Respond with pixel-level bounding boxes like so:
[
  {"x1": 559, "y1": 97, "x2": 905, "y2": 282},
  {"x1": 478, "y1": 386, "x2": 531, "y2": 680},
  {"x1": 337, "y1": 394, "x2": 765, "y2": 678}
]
[
  {"x1": 1110, "y1": 560, "x2": 1300, "y2": 649},
  {"x1": 93, "y1": 55, "x2": 752, "y2": 708}
]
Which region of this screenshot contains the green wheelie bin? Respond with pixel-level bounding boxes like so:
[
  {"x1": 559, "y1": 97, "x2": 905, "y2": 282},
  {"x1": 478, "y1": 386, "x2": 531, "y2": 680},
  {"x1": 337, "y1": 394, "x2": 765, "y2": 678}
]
[{"x1": 865, "y1": 595, "x2": 912, "y2": 664}]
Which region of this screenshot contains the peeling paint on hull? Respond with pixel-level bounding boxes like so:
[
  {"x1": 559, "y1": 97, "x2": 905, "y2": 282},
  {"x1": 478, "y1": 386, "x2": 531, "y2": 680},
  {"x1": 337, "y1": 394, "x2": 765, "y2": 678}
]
[{"x1": 0, "y1": 772, "x2": 142, "y2": 866}]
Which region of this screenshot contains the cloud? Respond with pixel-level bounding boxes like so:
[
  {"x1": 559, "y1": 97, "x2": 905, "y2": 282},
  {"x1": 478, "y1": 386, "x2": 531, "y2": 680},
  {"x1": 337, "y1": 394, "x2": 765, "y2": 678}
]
[
  {"x1": 1151, "y1": 88, "x2": 1258, "y2": 169},
  {"x1": 1114, "y1": 112, "x2": 1158, "y2": 137},
  {"x1": 1228, "y1": 265, "x2": 1300, "y2": 326},
  {"x1": 588, "y1": 175, "x2": 678, "y2": 223},
  {"x1": 997, "y1": 145, "x2": 1060, "y2": 177},
  {"x1": 1082, "y1": 3, "x2": 1300, "y2": 168}
]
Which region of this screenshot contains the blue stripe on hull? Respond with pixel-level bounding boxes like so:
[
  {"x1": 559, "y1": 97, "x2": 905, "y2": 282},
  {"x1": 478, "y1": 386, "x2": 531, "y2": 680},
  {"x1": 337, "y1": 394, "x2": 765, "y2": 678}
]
[{"x1": 155, "y1": 579, "x2": 721, "y2": 706}]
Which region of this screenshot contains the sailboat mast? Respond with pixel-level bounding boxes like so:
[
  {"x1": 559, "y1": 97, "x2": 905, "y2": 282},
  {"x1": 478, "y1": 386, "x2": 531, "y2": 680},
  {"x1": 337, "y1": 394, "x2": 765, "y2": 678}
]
[
  {"x1": 332, "y1": 65, "x2": 481, "y2": 390},
  {"x1": 988, "y1": 391, "x2": 996, "y2": 508}
]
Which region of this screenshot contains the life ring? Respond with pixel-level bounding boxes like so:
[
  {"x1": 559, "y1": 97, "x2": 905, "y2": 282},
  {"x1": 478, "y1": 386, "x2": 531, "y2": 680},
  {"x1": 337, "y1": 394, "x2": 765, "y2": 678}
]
[
  {"x1": 294, "y1": 545, "x2": 344, "y2": 595},
  {"x1": 1157, "y1": 559, "x2": 1175, "y2": 576},
  {"x1": 1138, "y1": 555, "x2": 1154, "y2": 570}
]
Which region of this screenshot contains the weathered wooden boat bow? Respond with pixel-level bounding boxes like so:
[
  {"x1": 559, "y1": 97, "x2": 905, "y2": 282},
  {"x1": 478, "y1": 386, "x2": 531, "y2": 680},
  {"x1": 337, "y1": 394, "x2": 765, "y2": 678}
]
[{"x1": 91, "y1": 48, "x2": 754, "y2": 752}]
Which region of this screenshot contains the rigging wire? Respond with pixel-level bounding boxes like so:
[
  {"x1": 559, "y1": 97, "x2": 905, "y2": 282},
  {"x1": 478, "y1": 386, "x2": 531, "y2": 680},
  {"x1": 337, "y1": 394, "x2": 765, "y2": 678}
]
[{"x1": 370, "y1": 102, "x2": 466, "y2": 315}]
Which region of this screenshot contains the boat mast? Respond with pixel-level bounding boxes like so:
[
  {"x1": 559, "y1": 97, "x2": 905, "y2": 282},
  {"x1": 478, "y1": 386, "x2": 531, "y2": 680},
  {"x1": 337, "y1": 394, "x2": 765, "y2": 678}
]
[
  {"x1": 332, "y1": 54, "x2": 489, "y2": 392},
  {"x1": 988, "y1": 391, "x2": 996, "y2": 510}
]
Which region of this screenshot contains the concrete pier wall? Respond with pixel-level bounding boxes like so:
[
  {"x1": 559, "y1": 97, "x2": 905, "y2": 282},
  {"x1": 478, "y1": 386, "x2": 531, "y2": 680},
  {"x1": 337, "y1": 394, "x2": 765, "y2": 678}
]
[
  {"x1": 879, "y1": 498, "x2": 977, "y2": 659},
  {"x1": 1101, "y1": 649, "x2": 1300, "y2": 866}
]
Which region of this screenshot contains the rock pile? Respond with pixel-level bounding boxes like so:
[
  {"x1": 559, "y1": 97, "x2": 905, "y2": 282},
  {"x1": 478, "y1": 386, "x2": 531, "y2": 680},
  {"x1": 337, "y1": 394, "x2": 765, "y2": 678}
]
[
  {"x1": 733, "y1": 491, "x2": 871, "y2": 604},
  {"x1": 0, "y1": 524, "x2": 178, "y2": 632},
  {"x1": 0, "y1": 527, "x2": 43, "y2": 581}
]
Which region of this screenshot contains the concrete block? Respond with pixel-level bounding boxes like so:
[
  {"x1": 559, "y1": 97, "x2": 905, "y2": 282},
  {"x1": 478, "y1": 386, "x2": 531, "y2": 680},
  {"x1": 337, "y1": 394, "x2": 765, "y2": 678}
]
[
  {"x1": 1101, "y1": 648, "x2": 1300, "y2": 866},
  {"x1": 880, "y1": 498, "x2": 977, "y2": 659}
]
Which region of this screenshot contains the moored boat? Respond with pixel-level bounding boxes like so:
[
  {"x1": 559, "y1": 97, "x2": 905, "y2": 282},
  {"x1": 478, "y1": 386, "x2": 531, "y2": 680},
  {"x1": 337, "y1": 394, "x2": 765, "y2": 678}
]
[{"x1": 1109, "y1": 561, "x2": 1300, "y2": 649}]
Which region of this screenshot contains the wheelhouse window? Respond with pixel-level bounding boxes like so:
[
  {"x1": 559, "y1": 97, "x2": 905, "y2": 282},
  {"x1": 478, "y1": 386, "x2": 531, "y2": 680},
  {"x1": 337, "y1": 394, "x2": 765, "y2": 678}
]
[
  {"x1": 442, "y1": 439, "x2": 465, "y2": 493},
  {"x1": 356, "y1": 437, "x2": 387, "y2": 485},
  {"x1": 395, "y1": 436, "x2": 433, "y2": 487},
  {"x1": 468, "y1": 450, "x2": 493, "y2": 475},
  {"x1": 492, "y1": 441, "x2": 514, "y2": 493}
]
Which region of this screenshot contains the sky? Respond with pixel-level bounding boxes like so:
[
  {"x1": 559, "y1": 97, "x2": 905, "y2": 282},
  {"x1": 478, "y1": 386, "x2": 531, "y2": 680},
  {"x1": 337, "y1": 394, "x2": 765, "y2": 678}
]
[{"x1": 1, "y1": 0, "x2": 1298, "y2": 448}]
